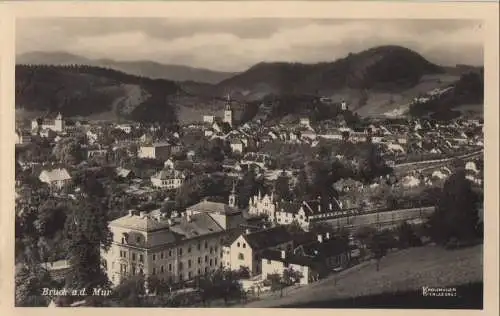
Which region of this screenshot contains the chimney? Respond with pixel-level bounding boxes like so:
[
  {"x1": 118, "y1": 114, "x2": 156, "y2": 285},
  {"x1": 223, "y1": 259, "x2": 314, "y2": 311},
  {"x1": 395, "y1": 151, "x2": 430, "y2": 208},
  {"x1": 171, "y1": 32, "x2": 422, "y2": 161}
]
[
  {"x1": 317, "y1": 234, "x2": 323, "y2": 243},
  {"x1": 329, "y1": 203, "x2": 333, "y2": 211},
  {"x1": 326, "y1": 232, "x2": 330, "y2": 240},
  {"x1": 167, "y1": 218, "x2": 173, "y2": 225},
  {"x1": 245, "y1": 228, "x2": 251, "y2": 235},
  {"x1": 281, "y1": 250, "x2": 286, "y2": 259},
  {"x1": 139, "y1": 211, "x2": 146, "y2": 218},
  {"x1": 128, "y1": 210, "x2": 134, "y2": 217}
]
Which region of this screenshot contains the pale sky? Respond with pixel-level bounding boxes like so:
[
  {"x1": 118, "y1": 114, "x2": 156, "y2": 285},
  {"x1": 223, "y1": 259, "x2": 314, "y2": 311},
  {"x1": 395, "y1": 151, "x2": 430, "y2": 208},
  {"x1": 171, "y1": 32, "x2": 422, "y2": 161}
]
[{"x1": 16, "y1": 18, "x2": 483, "y2": 72}]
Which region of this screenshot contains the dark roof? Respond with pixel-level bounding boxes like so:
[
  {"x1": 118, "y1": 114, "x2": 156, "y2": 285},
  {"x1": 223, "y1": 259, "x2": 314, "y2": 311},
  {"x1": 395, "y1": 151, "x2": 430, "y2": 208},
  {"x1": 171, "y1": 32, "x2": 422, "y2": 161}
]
[
  {"x1": 275, "y1": 200, "x2": 302, "y2": 214},
  {"x1": 243, "y1": 226, "x2": 294, "y2": 250},
  {"x1": 261, "y1": 249, "x2": 317, "y2": 267},
  {"x1": 295, "y1": 237, "x2": 350, "y2": 258}
]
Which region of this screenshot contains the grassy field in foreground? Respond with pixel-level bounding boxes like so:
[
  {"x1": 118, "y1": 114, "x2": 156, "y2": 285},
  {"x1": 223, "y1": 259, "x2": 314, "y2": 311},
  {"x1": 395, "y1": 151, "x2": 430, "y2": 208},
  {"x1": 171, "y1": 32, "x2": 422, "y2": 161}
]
[{"x1": 241, "y1": 244, "x2": 483, "y2": 308}]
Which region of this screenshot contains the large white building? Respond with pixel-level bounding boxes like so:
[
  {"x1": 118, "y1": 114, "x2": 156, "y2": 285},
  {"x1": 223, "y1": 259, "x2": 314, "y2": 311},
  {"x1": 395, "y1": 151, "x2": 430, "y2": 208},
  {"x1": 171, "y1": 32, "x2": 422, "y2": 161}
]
[
  {"x1": 102, "y1": 192, "x2": 245, "y2": 287},
  {"x1": 31, "y1": 113, "x2": 65, "y2": 133}
]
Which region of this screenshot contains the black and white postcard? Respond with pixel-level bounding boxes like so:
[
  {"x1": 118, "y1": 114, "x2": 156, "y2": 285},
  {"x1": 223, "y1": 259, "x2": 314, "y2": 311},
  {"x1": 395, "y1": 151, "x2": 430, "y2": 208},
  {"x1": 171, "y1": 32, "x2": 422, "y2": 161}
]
[{"x1": 1, "y1": 1, "x2": 498, "y2": 315}]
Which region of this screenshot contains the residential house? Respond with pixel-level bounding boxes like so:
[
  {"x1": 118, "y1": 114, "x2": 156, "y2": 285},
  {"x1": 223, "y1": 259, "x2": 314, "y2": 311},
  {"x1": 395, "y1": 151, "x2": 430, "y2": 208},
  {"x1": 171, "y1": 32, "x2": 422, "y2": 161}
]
[
  {"x1": 115, "y1": 124, "x2": 133, "y2": 134},
  {"x1": 230, "y1": 139, "x2": 245, "y2": 154},
  {"x1": 138, "y1": 142, "x2": 172, "y2": 160},
  {"x1": 116, "y1": 167, "x2": 134, "y2": 180},
  {"x1": 150, "y1": 169, "x2": 186, "y2": 189},
  {"x1": 39, "y1": 168, "x2": 72, "y2": 190},
  {"x1": 224, "y1": 226, "x2": 296, "y2": 276},
  {"x1": 261, "y1": 249, "x2": 319, "y2": 285}
]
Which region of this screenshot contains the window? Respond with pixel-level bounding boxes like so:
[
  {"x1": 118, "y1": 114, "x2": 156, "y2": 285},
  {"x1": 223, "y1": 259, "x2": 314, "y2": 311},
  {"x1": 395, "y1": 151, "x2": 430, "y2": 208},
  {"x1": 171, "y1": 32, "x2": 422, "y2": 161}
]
[
  {"x1": 214, "y1": 246, "x2": 218, "y2": 252},
  {"x1": 237, "y1": 242, "x2": 240, "y2": 247},
  {"x1": 188, "y1": 260, "x2": 192, "y2": 268},
  {"x1": 132, "y1": 253, "x2": 136, "y2": 261},
  {"x1": 169, "y1": 264, "x2": 172, "y2": 271},
  {"x1": 238, "y1": 253, "x2": 244, "y2": 260},
  {"x1": 169, "y1": 250, "x2": 172, "y2": 257},
  {"x1": 205, "y1": 256, "x2": 208, "y2": 262},
  {"x1": 188, "y1": 246, "x2": 192, "y2": 253},
  {"x1": 198, "y1": 257, "x2": 201, "y2": 264},
  {"x1": 139, "y1": 254, "x2": 144, "y2": 262},
  {"x1": 178, "y1": 248, "x2": 183, "y2": 256},
  {"x1": 243, "y1": 243, "x2": 246, "y2": 248},
  {"x1": 210, "y1": 247, "x2": 213, "y2": 254},
  {"x1": 153, "y1": 254, "x2": 156, "y2": 261},
  {"x1": 152, "y1": 268, "x2": 156, "y2": 275},
  {"x1": 161, "y1": 266, "x2": 164, "y2": 273},
  {"x1": 161, "y1": 252, "x2": 164, "y2": 259},
  {"x1": 197, "y1": 269, "x2": 201, "y2": 275},
  {"x1": 267, "y1": 260, "x2": 271, "y2": 264},
  {"x1": 179, "y1": 273, "x2": 183, "y2": 281},
  {"x1": 197, "y1": 243, "x2": 201, "y2": 251},
  {"x1": 188, "y1": 272, "x2": 192, "y2": 279},
  {"x1": 136, "y1": 236, "x2": 141, "y2": 243},
  {"x1": 204, "y1": 267, "x2": 208, "y2": 273},
  {"x1": 209, "y1": 259, "x2": 213, "y2": 266},
  {"x1": 215, "y1": 258, "x2": 218, "y2": 266},
  {"x1": 179, "y1": 262, "x2": 183, "y2": 270},
  {"x1": 284, "y1": 262, "x2": 289, "y2": 268},
  {"x1": 205, "y1": 242, "x2": 208, "y2": 249}
]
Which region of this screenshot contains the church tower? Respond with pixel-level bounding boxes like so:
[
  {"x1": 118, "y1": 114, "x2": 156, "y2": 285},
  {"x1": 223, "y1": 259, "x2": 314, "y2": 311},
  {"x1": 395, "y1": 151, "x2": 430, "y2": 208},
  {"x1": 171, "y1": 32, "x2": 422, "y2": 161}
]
[
  {"x1": 223, "y1": 93, "x2": 233, "y2": 127},
  {"x1": 54, "y1": 112, "x2": 64, "y2": 132},
  {"x1": 228, "y1": 181, "x2": 237, "y2": 208}
]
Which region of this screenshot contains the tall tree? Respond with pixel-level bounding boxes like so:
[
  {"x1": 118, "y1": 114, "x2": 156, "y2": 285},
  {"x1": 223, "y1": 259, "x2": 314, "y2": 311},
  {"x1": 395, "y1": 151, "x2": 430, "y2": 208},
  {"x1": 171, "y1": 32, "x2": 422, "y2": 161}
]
[
  {"x1": 275, "y1": 171, "x2": 292, "y2": 201},
  {"x1": 429, "y1": 170, "x2": 481, "y2": 245},
  {"x1": 52, "y1": 137, "x2": 84, "y2": 165},
  {"x1": 63, "y1": 198, "x2": 112, "y2": 290}
]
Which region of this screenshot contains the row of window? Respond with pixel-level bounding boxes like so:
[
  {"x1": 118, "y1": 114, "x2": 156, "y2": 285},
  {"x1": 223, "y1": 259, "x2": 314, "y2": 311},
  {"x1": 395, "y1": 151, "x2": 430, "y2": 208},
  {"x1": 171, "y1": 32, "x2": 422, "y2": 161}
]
[
  {"x1": 151, "y1": 257, "x2": 220, "y2": 275},
  {"x1": 120, "y1": 250, "x2": 144, "y2": 262}
]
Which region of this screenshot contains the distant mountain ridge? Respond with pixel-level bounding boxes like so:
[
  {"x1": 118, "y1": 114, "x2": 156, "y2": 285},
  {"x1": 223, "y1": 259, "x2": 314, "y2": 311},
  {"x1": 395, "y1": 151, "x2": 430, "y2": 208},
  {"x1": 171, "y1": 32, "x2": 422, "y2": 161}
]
[
  {"x1": 16, "y1": 51, "x2": 237, "y2": 84},
  {"x1": 15, "y1": 45, "x2": 483, "y2": 124},
  {"x1": 214, "y1": 45, "x2": 444, "y2": 100},
  {"x1": 15, "y1": 64, "x2": 181, "y2": 123}
]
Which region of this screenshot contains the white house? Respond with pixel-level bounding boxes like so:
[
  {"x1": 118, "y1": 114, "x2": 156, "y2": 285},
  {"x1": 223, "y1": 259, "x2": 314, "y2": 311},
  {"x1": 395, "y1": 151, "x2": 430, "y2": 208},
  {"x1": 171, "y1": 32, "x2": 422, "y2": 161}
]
[
  {"x1": 230, "y1": 139, "x2": 245, "y2": 153},
  {"x1": 138, "y1": 142, "x2": 172, "y2": 160},
  {"x1": 39, "y1": 168, "x2": 72, "y2": 190},
  {"x1": 261, "y1": 249, "x2": 318, "y2": 285},
  {"x1": 150, "y1": 169, "x2": 186, "y2": 189},
  {"x1": 225, "y1": 226, "x2": 295, "y2": 276}
]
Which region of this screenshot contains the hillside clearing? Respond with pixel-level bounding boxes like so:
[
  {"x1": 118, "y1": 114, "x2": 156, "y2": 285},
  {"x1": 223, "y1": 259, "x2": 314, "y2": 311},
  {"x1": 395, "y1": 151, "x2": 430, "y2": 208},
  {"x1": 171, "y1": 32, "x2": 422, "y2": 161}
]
[{"x1": 240, "y1": 244, "x2": 483, "y2": 308}]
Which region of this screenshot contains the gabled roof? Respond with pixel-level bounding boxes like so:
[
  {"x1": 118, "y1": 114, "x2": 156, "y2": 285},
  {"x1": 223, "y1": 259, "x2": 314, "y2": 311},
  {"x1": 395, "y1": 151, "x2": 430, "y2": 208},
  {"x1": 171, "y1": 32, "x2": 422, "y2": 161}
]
[
  {"x1": 296, "y1": 237, "x2": 349, "y2": 258},
  {"x1": 242, "y1": 226, "x2": 294, "y2": 250},
  {"x1": 186, "y1": 200, "x2": 240, "y2": 215},
  {"x1": 168, "y1": 212, "x2": 224, "y2": 238},
  {"x1": 152, "y1": 169, "x2": 185, "y2": 180},
  {"x1": 275, "y1": 200, "x2": 302, "y2": 214},
  {"x1": 39, "y1": 168, "x2": 71, "y2": 182},
  {"x1": 261, "y1": 249, "x2": 317, "y2": 267},
  {"x1": 110, "y1": 211, "x2": 172, "y2": 232}
]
